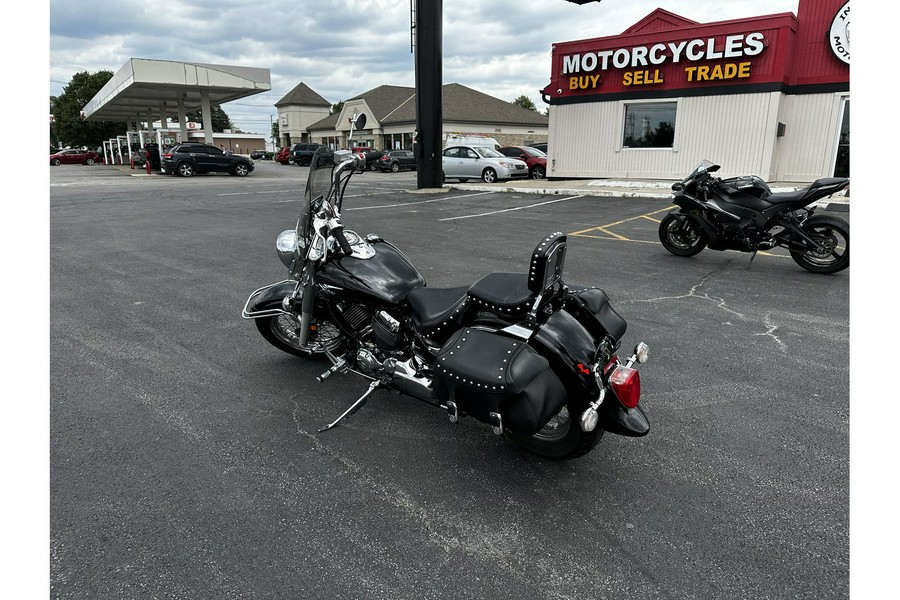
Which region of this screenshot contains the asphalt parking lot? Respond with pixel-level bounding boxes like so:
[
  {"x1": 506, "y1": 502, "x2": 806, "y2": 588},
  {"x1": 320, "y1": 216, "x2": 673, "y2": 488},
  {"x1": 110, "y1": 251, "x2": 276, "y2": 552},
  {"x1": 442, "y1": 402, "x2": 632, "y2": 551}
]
[{"x1": 49, "y1": 160, "x2": 849, "y2": 599}]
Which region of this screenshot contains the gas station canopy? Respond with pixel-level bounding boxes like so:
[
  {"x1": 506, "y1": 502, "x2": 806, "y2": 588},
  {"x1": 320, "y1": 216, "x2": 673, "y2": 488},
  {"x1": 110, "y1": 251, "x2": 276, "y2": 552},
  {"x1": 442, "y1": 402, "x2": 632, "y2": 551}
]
[{"x1": 82, "y1": 58, "x2": 271, "y2": 125}]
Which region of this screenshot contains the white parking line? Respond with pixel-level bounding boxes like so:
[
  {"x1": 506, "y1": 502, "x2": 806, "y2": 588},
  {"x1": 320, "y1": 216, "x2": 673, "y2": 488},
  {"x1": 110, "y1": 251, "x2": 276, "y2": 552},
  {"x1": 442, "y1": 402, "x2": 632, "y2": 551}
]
[
  {"x1": 346, "y1": 190, "x2": 495, "y2": 211},
  {"x1": 438, "y1": 195, "x2": 586, "y2": 221}
]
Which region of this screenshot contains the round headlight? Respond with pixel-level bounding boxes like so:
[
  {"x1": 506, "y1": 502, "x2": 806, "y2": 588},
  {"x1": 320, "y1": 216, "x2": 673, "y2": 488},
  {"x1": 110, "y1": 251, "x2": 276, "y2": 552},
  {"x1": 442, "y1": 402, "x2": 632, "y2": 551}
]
[{"x1": 275, "y1": 229, "x2": 299, "y2": 268}]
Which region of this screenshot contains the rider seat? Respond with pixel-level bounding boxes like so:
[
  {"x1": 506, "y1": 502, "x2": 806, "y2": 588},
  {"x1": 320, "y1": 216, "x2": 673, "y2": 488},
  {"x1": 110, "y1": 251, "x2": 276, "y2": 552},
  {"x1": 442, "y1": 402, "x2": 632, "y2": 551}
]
[
  {"x1": 406, "y1": 286, "x2": 472, "y2": 339},
  {"x1": 467, "y1": 232, "x2": 567, "y2": 317}
]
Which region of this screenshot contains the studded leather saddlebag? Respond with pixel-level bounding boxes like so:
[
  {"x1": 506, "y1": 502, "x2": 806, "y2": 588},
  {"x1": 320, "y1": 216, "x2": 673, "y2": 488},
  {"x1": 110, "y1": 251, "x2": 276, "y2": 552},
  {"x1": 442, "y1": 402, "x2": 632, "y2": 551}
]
[{"x1": 433, "y1": 328, "x2": 568, "y2": 435}]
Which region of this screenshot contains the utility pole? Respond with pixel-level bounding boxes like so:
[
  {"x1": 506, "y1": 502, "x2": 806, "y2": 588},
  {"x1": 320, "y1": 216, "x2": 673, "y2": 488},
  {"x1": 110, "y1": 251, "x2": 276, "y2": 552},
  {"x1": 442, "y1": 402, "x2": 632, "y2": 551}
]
[
  {"x1": 413, "y1": 0, "x2": 442, "y2": 189},
  {"x1": 411, "y1": 0, "x2": 600, "y2": 189}
]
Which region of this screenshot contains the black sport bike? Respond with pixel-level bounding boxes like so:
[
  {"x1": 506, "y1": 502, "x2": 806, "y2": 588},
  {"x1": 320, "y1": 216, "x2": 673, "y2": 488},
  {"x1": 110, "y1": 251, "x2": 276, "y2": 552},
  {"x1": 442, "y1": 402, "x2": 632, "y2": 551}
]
[{"x1": 659, "y1": 160, "x2": 849, "y2": 274}]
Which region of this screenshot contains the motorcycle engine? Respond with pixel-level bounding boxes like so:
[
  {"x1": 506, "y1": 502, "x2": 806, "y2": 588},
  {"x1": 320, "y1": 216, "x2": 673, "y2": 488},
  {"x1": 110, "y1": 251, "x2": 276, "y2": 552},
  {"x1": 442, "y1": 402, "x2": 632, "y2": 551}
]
[{"x1": 372, "y1": 310, "x2": 404, "y2": 351}]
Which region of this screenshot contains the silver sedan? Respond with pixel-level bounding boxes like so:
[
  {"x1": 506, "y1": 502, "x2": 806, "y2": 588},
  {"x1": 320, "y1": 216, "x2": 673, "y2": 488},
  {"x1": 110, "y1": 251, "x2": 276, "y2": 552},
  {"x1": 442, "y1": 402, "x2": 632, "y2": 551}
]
[{"x1": 442, "y1": 145, "x2": 529, "y2": 183}]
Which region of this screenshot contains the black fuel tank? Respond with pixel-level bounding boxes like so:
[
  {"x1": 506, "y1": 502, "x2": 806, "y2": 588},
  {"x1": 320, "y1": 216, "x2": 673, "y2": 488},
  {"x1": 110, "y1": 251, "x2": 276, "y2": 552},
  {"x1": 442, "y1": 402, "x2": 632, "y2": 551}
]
[{"x1": 317, "y1": 240, "x2": 426, "y2": 306}]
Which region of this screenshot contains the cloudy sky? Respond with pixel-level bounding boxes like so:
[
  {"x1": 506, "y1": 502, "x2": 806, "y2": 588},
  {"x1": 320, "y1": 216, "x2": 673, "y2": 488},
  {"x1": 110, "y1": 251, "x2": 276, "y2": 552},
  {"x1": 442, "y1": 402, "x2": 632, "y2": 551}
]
[{"x1": 48, "y1": 0, "x2": 801, "y2": 134}]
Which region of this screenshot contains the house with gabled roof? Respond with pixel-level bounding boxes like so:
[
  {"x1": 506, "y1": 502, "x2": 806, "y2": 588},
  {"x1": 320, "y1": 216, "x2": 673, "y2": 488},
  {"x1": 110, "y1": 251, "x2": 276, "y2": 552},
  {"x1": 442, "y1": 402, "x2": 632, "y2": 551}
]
[
  {"x1": 280, "y1": 82, "x2": 548, "y2": 151},
  {"x1": 274, "y1": 82, "x2": 331, "y2": 146}
]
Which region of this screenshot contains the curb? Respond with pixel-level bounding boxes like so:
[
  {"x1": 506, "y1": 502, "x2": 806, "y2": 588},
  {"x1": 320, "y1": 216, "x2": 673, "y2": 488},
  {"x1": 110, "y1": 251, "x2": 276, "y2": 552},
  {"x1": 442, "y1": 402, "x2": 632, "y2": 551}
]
[{"x1": 442, "y1": 181, "x2": 849, "y2": 208}]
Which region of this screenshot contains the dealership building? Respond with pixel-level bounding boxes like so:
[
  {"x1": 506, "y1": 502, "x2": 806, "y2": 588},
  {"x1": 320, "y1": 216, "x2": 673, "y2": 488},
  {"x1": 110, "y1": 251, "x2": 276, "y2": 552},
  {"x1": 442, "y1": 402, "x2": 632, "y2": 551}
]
[{"x1": 542, "y1": 0, "x2": 849, "y2": 183}]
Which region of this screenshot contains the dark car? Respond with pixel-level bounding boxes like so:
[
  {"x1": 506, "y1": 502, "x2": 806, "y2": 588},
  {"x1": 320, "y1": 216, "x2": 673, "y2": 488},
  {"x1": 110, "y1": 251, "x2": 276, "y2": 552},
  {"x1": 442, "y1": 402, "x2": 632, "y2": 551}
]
[
  {"x1": 352, "y1": 147, "x2": 385, "y2": 171},
  {"x1": 250, "y1": 150, "x2": 272, "y2": 160},
  {"x1": 50, "y1": 148, "x2": 101, "y2": 166},
  {"x1": 274, "y1": 147, "x2": 293, "y2": 165},
  {"x1": 160, "y1": 142, "x2": 254, "y2": 177},
  {"x1": 132, "y1": 143, "x2": 161, "y2": 170},
  {"x1": 290, "y1": 143, "x2": 323, "y2": 166},
  {"x1": 378, "y1": 149, "x2": 417, "y2": 172},
  {"x1": 528, "y1": 142, "x2": 548, "y2": 154},
  {"x1": 498, "y1": 146, "x2": 548, "y2": 179}
]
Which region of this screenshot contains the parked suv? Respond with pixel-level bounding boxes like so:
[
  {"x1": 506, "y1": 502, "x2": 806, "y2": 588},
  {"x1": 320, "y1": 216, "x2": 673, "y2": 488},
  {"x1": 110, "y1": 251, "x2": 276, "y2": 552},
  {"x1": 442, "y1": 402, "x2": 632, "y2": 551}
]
[
  {"x1": 290, "y1": 143, "x2": 322, "y2": 166},
  {"x1": 274, "y1": 147, "x2": 293, "y2": 165},
  {"x1": 161, "y1": 143, "x2": 254, "y2": 177},
  {"x1": 378, "y1": 150, "x2": 417, "y2": 172}
]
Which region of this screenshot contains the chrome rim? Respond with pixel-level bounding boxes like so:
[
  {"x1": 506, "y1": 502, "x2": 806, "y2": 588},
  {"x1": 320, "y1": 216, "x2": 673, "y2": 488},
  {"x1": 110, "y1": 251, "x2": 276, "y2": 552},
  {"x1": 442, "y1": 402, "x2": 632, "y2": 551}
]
[
  {"x1": 178, "y1": 163, "x2": 193, "y2": 176},
  {"x1": 531, "y1": 167, "x2": 544, "y2": 179},
  {"x1": 483, "y1": 169, "x2": 496, "y2": 183},
  {"x1": 270, "y1": 313, "x2": 343, "y2": 353}
]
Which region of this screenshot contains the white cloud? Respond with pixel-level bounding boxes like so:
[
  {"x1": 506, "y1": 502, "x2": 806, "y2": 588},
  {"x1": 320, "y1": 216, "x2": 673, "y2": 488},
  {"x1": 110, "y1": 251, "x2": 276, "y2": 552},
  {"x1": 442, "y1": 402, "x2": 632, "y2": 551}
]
[{"x1": 49, "y1": 0, "x2": 800, "y2": 134}]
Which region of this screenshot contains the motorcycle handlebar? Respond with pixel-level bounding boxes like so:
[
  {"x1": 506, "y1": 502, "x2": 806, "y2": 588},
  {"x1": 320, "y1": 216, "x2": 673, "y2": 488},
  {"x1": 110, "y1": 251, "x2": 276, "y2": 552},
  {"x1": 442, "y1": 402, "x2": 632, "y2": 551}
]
[{"x1": 332, "y1": 226, "x2": 353, "y2": 255}]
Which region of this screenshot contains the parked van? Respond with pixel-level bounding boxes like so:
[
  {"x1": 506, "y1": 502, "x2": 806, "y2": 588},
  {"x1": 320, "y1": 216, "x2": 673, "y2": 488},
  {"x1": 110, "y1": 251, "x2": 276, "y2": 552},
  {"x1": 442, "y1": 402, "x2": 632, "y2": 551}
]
[{"x1": 443, "y1": 134, "x2": 500, "y2": 149}]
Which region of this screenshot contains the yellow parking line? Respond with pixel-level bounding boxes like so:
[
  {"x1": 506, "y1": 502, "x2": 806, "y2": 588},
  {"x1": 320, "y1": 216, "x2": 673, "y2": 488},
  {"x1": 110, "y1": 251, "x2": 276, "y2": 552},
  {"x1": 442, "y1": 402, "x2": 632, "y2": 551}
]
[{"x1": 569, "y1": 206, "x2": 674, "y2": 239}]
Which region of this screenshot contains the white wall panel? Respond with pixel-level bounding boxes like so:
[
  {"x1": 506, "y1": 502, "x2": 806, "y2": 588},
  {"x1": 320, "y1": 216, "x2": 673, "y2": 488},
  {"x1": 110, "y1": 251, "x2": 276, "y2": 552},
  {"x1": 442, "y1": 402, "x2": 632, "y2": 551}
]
[
  {"x1": 551, "y1": 91, "x2": 847, "y2": 183},
  {"x1": 774, "y1": 93, "x2": 846, "y2": 181}
]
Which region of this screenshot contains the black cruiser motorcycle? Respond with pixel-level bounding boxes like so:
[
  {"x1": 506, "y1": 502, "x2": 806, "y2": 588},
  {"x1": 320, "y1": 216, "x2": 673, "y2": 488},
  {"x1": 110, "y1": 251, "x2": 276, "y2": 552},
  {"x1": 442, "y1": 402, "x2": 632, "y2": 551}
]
[
  {"x1": 242, "y1": 115, "x2": 650, "y2": 460},
  {"x1": 659, "y1": 160, "x2": 849, "y2": 273}
]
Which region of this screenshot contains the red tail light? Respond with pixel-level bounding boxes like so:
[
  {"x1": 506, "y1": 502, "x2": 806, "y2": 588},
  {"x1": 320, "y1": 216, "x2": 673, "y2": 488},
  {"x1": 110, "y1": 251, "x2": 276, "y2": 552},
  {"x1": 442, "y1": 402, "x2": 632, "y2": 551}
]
[
  {"x1": 162, "y1": 153, "x2": 173, "y2": 159},
  {"x1": 609, "y1": 366, "x2": 641, "y2": 408}
]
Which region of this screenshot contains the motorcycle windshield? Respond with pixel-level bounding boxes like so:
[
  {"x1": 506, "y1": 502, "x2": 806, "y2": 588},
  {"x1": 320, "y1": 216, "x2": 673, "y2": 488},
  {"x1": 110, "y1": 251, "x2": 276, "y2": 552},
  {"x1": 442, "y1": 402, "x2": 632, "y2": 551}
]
[
  {"x1": 299, "y1": 147, "x2": 336, "y2": 241},
  {"x1": 683, "y1": 159, "x2": 714, "y2": 183}
]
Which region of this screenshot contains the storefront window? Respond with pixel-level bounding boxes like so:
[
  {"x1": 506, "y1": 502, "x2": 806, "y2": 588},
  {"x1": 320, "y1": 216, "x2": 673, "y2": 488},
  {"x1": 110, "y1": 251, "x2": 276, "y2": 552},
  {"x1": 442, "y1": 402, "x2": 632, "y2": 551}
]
[{"x1": 623, "y1": 102, "x2": 676, "y2": 148}]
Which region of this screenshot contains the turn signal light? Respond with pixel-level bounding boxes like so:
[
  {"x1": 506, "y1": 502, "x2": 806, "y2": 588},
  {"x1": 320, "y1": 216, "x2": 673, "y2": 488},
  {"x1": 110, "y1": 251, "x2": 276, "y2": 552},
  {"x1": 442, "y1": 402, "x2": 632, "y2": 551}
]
[{"x1": 610, "y1": 366, "x2": 640, "y2": 409}]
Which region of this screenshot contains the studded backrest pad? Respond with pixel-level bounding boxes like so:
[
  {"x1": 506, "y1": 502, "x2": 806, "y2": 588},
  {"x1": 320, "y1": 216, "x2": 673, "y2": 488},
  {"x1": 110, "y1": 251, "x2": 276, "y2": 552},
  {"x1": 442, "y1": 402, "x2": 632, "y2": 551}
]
[{"x1": 528, "y1": 233, "x2": 567, "y2": 294}]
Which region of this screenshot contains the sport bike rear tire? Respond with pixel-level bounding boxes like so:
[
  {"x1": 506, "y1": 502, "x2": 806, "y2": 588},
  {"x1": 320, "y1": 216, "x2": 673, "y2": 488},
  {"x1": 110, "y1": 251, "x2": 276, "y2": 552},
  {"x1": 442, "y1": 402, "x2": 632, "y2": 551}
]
[
  {"x1": 504, "y1": 397, "x2": 603, "y2": 460},
  {"x1": 789, "y1": 216, "x2": 849, "y2": 274},
  {"x1": 659, "y1": 213, "x2": 708, "y2": 257}
]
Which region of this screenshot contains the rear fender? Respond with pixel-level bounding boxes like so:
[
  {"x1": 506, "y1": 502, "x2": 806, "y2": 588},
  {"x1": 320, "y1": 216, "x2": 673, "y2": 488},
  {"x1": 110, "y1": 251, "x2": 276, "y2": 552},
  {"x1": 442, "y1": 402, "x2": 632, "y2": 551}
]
[{"x1": 530, "y1": 311, "x2": 650, "y2": 437}]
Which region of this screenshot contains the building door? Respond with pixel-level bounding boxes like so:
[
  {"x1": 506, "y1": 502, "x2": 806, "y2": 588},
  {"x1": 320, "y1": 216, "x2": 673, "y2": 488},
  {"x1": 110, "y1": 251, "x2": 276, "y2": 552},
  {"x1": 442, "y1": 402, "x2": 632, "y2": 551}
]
[{"x1": 833, "y1": 98, "x2": 849, "y2": 177}]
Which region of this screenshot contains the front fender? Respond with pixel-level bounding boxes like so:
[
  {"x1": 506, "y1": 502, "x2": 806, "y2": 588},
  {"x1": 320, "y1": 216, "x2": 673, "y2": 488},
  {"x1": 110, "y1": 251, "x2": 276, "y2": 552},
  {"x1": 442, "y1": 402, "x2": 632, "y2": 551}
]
[{"x1": 241, "y1": 280, "x2": 297, "y2": 319}]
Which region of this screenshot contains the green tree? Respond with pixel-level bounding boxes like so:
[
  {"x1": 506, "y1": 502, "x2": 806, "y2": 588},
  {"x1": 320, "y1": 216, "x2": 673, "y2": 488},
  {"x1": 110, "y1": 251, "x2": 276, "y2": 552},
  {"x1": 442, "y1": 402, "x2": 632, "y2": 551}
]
[
  {"x1": 271, "y1": 120, "x2": 280, "y2": 146},
  {"x1": 185, "y1": 104, "x2": 234, "y2": 132},
  {"x1": 512, "y1": 95, "x2": 538, "y2": 112},
  {"x1": 330, "y1": 101, "x2": 345, "y2": 115},
  {"x1": 51, "y1": 71, "x2": 126, "y2": 149}
]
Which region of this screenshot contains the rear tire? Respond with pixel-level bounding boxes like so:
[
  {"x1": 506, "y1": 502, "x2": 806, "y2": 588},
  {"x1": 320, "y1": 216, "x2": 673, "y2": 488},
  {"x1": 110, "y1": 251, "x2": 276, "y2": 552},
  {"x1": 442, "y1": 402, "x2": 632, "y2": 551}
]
[
  {"x1": 85, "y1": 158, "x2": 96, "y2": 166},
  {"x1": 390, "y1": 162, "x2": 400, "y2": 172},
  {"x1": 789, "y1": 216, "x2": 849, "y2": 274},
  {"x1": 504, "y1": 397, "x2": 603, "y2": 460},
  {"x1": 659, "y1": 213, "x2": 707, "y2": 257},
  {"x1": 176, "y1": 162, "x2": 194, "y2": 177}
]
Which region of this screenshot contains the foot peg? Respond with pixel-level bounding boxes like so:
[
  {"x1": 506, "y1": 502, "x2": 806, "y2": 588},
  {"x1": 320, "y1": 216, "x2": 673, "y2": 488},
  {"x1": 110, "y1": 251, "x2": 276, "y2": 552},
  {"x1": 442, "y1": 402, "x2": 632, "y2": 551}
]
[
  {"x1": 318, "y1": 380, "x2": 381, "y2": 433},
  {"x1": 317, "y1": 351, "x2": 347, "y2": 382},
  {"x1": 489, "y1": 412, "x2": 504, "y2": 435}
]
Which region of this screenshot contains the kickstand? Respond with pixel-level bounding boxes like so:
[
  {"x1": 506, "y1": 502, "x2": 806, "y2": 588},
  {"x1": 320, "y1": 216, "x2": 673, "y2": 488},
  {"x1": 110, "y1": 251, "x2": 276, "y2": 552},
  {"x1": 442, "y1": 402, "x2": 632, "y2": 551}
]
[
  {"x1": 748, "y1": 250, "x2": 757, "y2": 269},
  {"x1": 318, "y1": 380, "x2": 382, "y2": 433}
]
